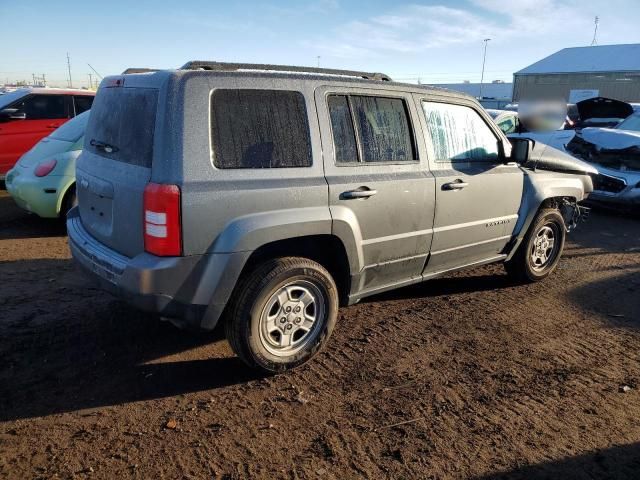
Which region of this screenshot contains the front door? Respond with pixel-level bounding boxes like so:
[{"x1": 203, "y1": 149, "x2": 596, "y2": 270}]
[
  {"x1": 416, "y1": 97, "x2": 524, "y2": 275},
  {"x1": 0, "y1": 94, "x2": 71, "y2": 175},
  {"x1": 316, "y1": 87, "x2": 435, "y2": 296}
]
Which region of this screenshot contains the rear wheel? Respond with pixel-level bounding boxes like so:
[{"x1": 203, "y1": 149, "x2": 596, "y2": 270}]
[
  {"x1": 225, "y1": 257, "x2": 338, "y2": 373},
  {"x1": 505, "y1": 209, "x2": 566, "y2": 282},
  {"x1": 61, "y1": 185, "x2": 77, "y2": 219}
]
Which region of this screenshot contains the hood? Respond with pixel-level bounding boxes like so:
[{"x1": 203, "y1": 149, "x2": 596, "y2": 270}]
[
  {"x1": 580, "y1": 127, "x2": 640, "y2": 151},
  {"x1": 576, "y1": 97, "x2": 633, "y2": 122},
  {"x1": 524, "y1": 141, "x2": 599, "y2": 176},
  {"x1": 17, "y1": 137, "x2": 75, "y2": 168}
]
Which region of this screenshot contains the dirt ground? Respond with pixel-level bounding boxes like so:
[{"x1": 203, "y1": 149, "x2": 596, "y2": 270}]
[{"x1": 0, "y1": 188, "x2": 639, "y2": 480}]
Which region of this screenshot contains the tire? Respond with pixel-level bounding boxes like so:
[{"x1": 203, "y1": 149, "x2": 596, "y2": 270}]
[
  {"x1": 225, "y1": 257, "x2": 339, "y2": 373},
  {"x1": 61, "y1": 186, "x2": 77, "y2": 219},
  {"x1": 505, "y1": 208, "x2": 566, "y2": 283}
]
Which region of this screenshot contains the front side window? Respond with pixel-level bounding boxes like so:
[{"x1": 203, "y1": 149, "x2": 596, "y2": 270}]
[
  {"x1": 211, "y1": 89, "x2": 312, "y2": 169},
  {"x1": 328, "y1": 94, "x2": 416, "y2": 164},
  {"x1": 13, "y1": 94, "x2": 68, "y2": 120},
  {"x1": 422, "y1": 102, "x2": 499, "y2": 162},
  {"x1": 74, "y1": 95, "x2": 94, "y2": 115}
]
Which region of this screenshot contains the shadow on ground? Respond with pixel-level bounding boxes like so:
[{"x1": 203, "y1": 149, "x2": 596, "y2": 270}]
[
  {"x1": 478, "y1": 442, "x2": 640, "y2": 480},
  {"x1": 0, "y1": 194, "x2": 67, "y2": 240},
  {"x1": 0, "y1": 259, "x2": 263, "y2": 421}
]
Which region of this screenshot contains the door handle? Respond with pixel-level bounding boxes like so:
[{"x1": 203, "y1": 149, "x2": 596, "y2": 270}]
[
  {"x1": 443, "y1": 180, "x2": 469, "y2": 191},
  {"x1": 341, "y1": 188, "x2": 378, "y2": 199}
]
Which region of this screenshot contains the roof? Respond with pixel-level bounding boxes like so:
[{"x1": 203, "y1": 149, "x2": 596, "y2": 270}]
[
  {"x1": 7, "y1": 87, "x2": 95, "y2": 96},
  {"x1": 119, "y1": 65, "x2": 469, "y2": 99},
  {"x1": 516, "y1": 44, "x2": 640, "y2": 75},
  {"x1": 427, "y1": 82, "x2": 513, "y2": 100}
]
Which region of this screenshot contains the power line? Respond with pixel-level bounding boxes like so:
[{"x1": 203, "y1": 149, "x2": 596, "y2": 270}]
[
  {"x1": 591, "y1": 16, "x2": 599, "y2": 46},
  {"x1": 479, "y1": 38, "x2": 491, "y2": 99},
  {"x1": 87, "y1": 64, "x2": 103, "y2": 80}
]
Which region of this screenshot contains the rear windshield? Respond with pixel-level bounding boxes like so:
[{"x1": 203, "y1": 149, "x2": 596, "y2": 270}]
[
  {"x1": 85, "y1": 87, "x2": 158, "y2": 167},
  {"x1": 50, "y1": 110, "x2": 90, "y2": 142}
]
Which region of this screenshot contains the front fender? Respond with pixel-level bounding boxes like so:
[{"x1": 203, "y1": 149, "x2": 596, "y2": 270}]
[{"x1": 506, "y1": 170, "x2": 591, "y2": 260}]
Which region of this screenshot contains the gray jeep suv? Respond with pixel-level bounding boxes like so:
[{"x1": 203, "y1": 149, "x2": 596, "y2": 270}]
[{"x1": 67, "y1": 62, "x2": 596, "y2": 372}]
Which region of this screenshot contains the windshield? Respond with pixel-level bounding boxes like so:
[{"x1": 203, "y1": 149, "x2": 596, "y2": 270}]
[
  {"x1": 0, "y1": 89, "x2": 29, "y2": 109},
  {"x1": 50, "y1": 110, "x2": 90, "y2": 142},
  {"x1": 616, "y1": 114, "x2": 640, "y2": 132}
]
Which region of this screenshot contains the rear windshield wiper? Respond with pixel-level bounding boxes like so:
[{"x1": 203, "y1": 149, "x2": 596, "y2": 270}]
[{"x1": 90, "y1": 138, "x2": 119, "y2": 154}]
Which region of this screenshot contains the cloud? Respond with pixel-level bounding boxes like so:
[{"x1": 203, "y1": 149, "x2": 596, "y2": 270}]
[{"x1": 305, "y1": 0, "x2": 640, "y2": 60}]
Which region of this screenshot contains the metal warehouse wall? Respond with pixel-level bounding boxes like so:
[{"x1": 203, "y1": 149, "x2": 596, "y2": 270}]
[{"x1": 513, "y1": 72, "x2": 640, "y2": 102}]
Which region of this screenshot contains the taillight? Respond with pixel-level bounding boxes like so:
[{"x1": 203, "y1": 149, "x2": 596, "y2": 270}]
[
  {"x1": 34, "y1": 158, "x2": 57, "y2": 177},
  {"x1": 143, "y1": 183, "x2": 182, "y2": 256}
]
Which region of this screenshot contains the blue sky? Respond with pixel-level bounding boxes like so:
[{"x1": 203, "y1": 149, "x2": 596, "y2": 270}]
[{"x1": 1, "y1": 0, "x2": 639, "y2": 87}]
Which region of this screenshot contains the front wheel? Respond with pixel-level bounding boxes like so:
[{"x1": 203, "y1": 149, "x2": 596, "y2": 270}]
[
  {"x1": 505, "y1": 209, "x2": 566, "y2": 282},
  {"x1": 225, "y1": 257, "x2": 338, "y2": 373}
]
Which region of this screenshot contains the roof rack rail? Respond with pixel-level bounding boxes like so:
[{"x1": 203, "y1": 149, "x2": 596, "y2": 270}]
[
  {"x1": 179, "y1": 61, "x2": 392, "y2": 81},
  {"x1": 122, "y1": 68, "x2": 161, "y2": 74}
]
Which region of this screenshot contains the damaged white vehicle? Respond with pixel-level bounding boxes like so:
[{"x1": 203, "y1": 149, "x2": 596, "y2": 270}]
[{"x1": 567, "y1": 112, "x2": 640, "y2": 209}]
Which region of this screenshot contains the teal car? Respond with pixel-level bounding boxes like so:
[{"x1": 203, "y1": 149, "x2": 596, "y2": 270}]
[{"x1": 6, "y1": 110, "x2": 89, "y2": 218}]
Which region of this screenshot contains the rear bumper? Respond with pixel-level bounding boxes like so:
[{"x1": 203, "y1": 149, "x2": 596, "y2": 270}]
[{"x1": 66, "y1": 208, "x2": 250, "y2": 330}]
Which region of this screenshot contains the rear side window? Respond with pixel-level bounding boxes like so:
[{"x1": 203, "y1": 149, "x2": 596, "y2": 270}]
[
  {"x1": 74, "y1": 95, "x2": 94, "y2": 115},
  {"x1": 13, "y1": 94, "x2": 68, "y2": 120},
  {"x1": 328, "y1": 94, "x2": 416, "y2": 163},
  {"x1": 85, "y1": 88, "x2": 158, "y2": 168},
  {"x1": 422, "y1": 102, "x2": 499, "y2": 162},
  {"x1": 50, "y1": 110, "x2": 90, "y2": 142},
  {"x1": 211, "y1": 89, "x2": 312, "y2": 169}
]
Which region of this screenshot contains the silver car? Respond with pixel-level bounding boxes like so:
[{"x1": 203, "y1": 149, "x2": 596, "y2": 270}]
[{"x1": 67, "y1": 62, "x2": 595, "y2": 373}]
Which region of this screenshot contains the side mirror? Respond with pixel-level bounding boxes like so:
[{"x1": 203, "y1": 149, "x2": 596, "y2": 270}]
[
  {"x1": 509, "y1": 137, "x2": 534, "y2": 164},
  {"x1": 0, "y1": 108, "x2": 27, "y2": 121}
]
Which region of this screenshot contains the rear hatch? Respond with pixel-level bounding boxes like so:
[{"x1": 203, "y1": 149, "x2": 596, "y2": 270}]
[{"x1": 76, "y1": 82, "x2": 159, "y2": 258}]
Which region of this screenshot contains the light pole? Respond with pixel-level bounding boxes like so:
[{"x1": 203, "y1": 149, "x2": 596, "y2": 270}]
[{"x1": 479, "y1": 38, "x2": 491, "y2": 99}]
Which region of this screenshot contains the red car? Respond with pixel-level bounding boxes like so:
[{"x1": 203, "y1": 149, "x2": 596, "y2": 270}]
[{"x1": 0, "y1": 88, "x2": 95, "y2": 178}]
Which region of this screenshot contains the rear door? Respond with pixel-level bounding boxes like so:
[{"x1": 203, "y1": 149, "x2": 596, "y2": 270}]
[
  {"x1": 0, "y1": 94, "x2": 71, "y2": 174},
  {"x1": 76, "y1": 85, "x2": 158, "y2": 258},
  {"x1": 316, "y1": 87, "x2": 435, "y2": 294},
  {"x1": 416, "y1": 96, "x2": 524, "y2": 275}
]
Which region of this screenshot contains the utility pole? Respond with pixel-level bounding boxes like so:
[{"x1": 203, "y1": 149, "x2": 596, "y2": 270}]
[
  {"x1": 479, "y1": 38, "x2": 491, "y2": 99},
  {"x1": 66, "y1": 52, "x2": 73, "y2": 88},
  {"x1": 88, "y1": 73, "x2": 93, "y2": 90},
  {"x1": 590, "y1": 16, "x2": 599, "y2": 46},
  {"x1": 42, "y1": 74, "x2": 46, "y2": 86}
]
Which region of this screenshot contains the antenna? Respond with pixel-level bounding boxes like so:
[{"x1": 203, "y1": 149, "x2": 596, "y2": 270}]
[
  {"x1": 590, "y1": 16, "x2": 599, "y2": 46},
  {"x1": 66, "y1": 52, "x2": 73, "y2": 87}
]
